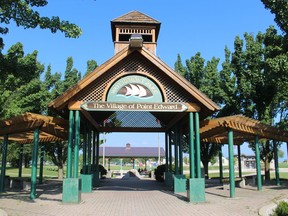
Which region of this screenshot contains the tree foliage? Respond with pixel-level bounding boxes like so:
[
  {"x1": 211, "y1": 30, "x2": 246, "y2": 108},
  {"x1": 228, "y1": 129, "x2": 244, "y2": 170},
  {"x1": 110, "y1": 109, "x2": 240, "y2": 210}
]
[
  {"x1": 0, "y1": 42, "x2": 45, "y2": 119},
  {"x1": 261, "y1": 0, "x2": 288, "y2": 35},
  {"x1": 0, "y1": 41, "x2": 97, "y2": 179},
  {"x1": 0, "y1": 0, "x2": 82, "y2": 49},
  {"x1": 175, "y1": 53, "x2": 222, "y2": 178},
  {"x1": 175, "y1": 25, "x2": 288, "y2": 180}
]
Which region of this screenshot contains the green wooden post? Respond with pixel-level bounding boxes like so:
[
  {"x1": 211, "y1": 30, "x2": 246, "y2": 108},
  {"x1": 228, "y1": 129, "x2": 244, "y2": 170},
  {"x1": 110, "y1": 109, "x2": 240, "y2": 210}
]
[
  {"x1": 273, "y1": 140, "x2": 280, "y2": 186},
  {"x1": 88, "y1": 129, "x2": 92, "y2": 174},
  {"x1": 96, "y1": 132, "x2": 100, "y2": 177},
  {"x1": 67, "y1": 110, "x2": 74, "y2": 179},
  {"x1": 237, "y1": 145, "x2": 242, "y2": 178},
  {"x1": 92, "y1": 131, "x2": 100, "y2": 187},
  {"x1": 82, "y1": 127, "x2": 87, "y2": 174},
  {"x1": 189, "y1": 112, "x2": 195, "y2": 178},
  {"x1": 30, "y1": 128, "x2": 39, "y2": 200},
  {"x1": 92, "y1": 130, "x2": 96, "y2": 166},
  {"x1": 165, "y1": 131, "x2": 168, "y2": 173},
  {"x1": 195, "y1": 112, "x2": 201, "y2": 178},
  {"x1": 179, "y1": 126, "x2": 183, "y2": 175},
  {"x1": 187, "y1": 113, "x2": 206, "y2": 203},
  {"x1": 39, "y1": 144, "x2": 45, "y2": 184},
  {"x1": 18, "y1": 144, "x2": 24, "y2": 177},
  {"x1": 169, "y1": 131, "x2": 173, "y2": 172},
  {"x1": 255, "y1": 136, "x2": 262, "y2": 191},
  {"x1": 174, "y1": 129, "x2": 179, "y2": 175},
  {"x1": 74, "y1": 110, "x2": 80, "y2": 178},
  {"x1": 0, "y1": 135, "x2": 8, "y2": 192},
  {"x1": 219, "y1": 145, "x2": 223, "y2": 183},
  {"x1": 228, "y1": 129, "x2": 235, "y2": 198}
]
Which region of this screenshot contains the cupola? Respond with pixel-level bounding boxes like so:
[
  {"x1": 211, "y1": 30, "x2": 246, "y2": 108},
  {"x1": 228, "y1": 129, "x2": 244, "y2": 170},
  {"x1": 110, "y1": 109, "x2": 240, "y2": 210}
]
[{"x1": 111, "y1": 11, "x2": 161, "y2": 55}]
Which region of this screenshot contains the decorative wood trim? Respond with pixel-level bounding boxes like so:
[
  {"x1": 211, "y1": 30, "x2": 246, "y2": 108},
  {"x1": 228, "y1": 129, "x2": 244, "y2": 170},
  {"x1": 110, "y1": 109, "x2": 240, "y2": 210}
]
[{"x1": 68, "y1": 101, "x2": 83, "y2": 110}]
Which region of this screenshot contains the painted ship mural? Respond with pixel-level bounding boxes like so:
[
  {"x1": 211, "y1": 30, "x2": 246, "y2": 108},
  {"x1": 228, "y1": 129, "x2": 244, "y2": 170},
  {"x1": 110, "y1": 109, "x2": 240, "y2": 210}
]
[{"x1": 117, "y1": 83, "x2": 153, "y2": 98}]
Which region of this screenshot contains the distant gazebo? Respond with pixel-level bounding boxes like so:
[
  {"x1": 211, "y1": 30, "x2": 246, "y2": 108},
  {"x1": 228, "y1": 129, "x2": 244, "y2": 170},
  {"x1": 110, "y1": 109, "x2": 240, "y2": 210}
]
[{"x1": 99, "y1": 143, "x2": 165, "y2": 170}]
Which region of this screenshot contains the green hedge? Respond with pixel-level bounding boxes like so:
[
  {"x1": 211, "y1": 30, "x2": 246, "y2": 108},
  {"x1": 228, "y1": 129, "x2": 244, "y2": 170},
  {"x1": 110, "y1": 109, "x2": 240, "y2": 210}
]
[{"x1": 271, "y1": 201, "x2": 288, "y2": 216}]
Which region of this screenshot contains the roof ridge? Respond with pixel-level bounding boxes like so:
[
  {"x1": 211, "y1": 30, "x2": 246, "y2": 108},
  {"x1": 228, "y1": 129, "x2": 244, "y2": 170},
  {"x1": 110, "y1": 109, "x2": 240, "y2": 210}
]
[{"x1": 111, "y1": 10, "x2": 160, "y2": 24}]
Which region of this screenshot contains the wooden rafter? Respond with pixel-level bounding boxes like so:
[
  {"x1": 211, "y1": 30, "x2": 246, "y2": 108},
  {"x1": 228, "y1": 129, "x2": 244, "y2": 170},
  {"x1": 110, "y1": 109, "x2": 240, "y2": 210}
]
[
  {"x1": 0, "y1": 113, "x2": 68, "y2": 144},
  {"x1": 200, "y1": 115, "x2": 288, "y2": 144}
]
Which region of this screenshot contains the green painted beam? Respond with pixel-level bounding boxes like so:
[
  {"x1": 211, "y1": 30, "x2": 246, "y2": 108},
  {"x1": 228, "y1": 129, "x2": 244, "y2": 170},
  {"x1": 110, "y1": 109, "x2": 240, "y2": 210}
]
[
  {"x1": 82, "y1": 127, "x2": 87, "y2": 174},
  {"x1": 228, "y1": 129, "x2": 235, "y2": 198},
  {"x1": 255, "y1": 136, "x2": 262, "y2": 191},
  {"x1": 0, "y1": 135, "x2": 8, "y2": 192},
  {"x1": 88, "y1": 129, "x2": 92, "y2": 174},
  {"x1": 179, "y1": 127, "x2": 183, "y2": 175},
  {"x1": 67, "y1": 110, "x2": 74, "y2": 179},
  {"x1": 219, "y1": 145, "x2": 223, "y2": 183},
  {"x1": 39, "y1": 144, "x2": 45, "y2": 184},
  {"x1": 74, "y1": 110, "x2": 80, "y2": 178},
  {"x1": 92, "y1": 130, "x2": 96, "y2": 166},
  {"x1": 30, "y1": 128, "x2": 39, "y2": 200},
  {"x1": 174, "y1": 128, "x2": 179, "y2": 175},
  {"x1": 165, "y1": 131, "x2": 168, "y2": 173},
  {"x1": 189, "y1": 112, "x2": 195, "y2": 179},
  {"x1": 237, "y1": 145, "x2": 242, "y2": 178},
  {"x1": 195, "y1": 112, "x2": 201, "y2": 178},
  {"x1": 169, "y1": 131, "x2": 172, "y2": 172}
]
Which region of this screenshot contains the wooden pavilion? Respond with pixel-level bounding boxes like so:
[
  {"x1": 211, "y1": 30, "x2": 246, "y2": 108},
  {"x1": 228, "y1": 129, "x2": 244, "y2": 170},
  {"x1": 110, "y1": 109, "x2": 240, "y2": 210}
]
[
  {"x1": 1, "y1": 11, "x2": 288, "y2": 203},
  {"x1": 98, "y1": 143, "x2": 165, "y2": 171},
  {"x1": 0, "y1": 113, "x2": 68, "y2": 199}
]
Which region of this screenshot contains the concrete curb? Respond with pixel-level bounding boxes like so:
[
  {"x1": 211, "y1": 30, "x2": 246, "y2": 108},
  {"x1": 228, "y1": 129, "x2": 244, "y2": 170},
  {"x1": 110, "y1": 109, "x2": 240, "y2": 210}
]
[
  {"x1": 0, "y1": 209, "x2": 8, "y2": 216},
  {"x1": 258, "y1": 202, "x2": 276, "y2": 216}
]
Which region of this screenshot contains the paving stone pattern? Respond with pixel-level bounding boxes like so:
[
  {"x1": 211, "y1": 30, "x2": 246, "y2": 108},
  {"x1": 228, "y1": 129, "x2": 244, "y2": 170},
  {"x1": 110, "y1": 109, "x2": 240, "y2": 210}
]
[{"x1": 0, "y1": 178, "x2": 287, "y2": 216}]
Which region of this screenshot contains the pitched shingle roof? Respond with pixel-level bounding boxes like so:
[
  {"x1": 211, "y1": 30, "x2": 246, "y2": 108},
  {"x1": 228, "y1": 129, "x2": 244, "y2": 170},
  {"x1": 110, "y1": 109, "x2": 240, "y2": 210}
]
[
  {"x1": 99, "y1": 146, "x2": 165, "y2": 158},
  {"x1": 112, "y1": 11, "x2": 160, "y2": 24}
]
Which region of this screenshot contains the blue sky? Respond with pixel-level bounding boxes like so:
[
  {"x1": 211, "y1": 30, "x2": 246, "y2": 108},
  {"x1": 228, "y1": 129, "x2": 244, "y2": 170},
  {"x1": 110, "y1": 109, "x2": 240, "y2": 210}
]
[{"x1": 2, "y1": 0, "x2": 286, "y2": 159}]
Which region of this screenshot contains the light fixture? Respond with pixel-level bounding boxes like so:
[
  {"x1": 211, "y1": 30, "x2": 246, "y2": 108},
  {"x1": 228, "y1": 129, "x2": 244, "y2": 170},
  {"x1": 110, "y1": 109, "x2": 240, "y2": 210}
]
[{"x1": 129, "y1": 34, "x2": 143, "y2": 48}]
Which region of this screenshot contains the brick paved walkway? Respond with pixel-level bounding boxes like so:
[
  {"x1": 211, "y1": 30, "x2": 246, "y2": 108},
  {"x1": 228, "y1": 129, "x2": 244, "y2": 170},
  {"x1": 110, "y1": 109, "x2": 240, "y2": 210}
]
[{"x1": 0, "y1": 178, "x2": 287, "y2": 216}]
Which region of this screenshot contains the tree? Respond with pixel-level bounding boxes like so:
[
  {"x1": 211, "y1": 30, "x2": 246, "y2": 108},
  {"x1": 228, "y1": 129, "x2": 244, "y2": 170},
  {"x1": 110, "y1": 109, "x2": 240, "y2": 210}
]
[
  {"x1": 185, "y1": 52, "x2": 205, "y2": 89},
  {"x1": 0, "y1": 42, "x2": 46, "y2": 167},
  {"x1": 174, "y1": 54, "x2": 187, "y2": 80},
  {"x1": 0, "y1": 42, "x2": 45, "y2": 119},
  {"x1": 42, "y1": 57, "x2": 81, "y2": 179},
  {"x1": 0, "y1": 0, "x2": 82, "y2": 50},
  {"x1": 175, "y1": 53, "x2": 222, "y2": 178},
  {"x1": 261, "y1": 0, "x2": 288, "y2": 35},
  {"x1": 225, "y1": 27, "x2": 288, "y2": 180},
  {"x1": 84, "y1": 60, "x2": 98, "y2": 77}
]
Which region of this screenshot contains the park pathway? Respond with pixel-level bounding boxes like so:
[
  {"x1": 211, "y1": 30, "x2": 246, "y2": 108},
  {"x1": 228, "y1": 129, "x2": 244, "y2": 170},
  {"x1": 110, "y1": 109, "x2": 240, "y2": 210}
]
[{"x1": 0, "y1": 177, "x2": 287, "y2": 216}]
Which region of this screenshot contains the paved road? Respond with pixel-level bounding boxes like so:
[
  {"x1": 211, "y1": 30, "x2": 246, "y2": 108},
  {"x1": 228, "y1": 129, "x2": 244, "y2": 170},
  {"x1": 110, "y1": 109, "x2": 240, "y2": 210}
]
[{"x1": 0, "y1": 178, "x2": 287, "y2": 216}]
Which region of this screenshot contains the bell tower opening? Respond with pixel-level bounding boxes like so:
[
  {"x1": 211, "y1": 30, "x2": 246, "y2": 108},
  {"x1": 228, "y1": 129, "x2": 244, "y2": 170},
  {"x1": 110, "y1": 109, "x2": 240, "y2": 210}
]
[{"x1": 111, "y1": 11, "x2": 161, "y2": 55}]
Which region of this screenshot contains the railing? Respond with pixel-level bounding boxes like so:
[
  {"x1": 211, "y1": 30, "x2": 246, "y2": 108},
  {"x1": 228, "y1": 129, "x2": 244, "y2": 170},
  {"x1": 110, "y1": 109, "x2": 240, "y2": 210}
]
[{"x1": 119, "y1": 28, "x2": 152, "y2": 35}]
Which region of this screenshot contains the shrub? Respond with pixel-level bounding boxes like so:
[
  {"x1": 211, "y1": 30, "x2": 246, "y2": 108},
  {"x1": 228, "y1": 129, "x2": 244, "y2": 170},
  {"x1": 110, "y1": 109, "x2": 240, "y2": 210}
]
[
  {"x1": 154, "y1": 164, "x2": 165, "y2": 182},
  {"x1": 80, "y1": 164, "x2": 107, "y2": 177},
  {"x1": 98, "y1": 164, "x2": 107, "y2": 176},
  {"x1": 271, "y1": 201, "x2": 288, "y2": 216}
]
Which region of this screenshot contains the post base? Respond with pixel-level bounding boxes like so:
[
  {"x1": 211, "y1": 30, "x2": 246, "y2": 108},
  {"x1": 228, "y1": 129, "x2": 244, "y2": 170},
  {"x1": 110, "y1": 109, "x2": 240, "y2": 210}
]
[
  {"x1": 187, "y1": 178, "x2": 205, "y2": 203},
  {"x1": 174, "y1": 175, "x2": 187, "y2": 193},
  {"x1": 81, "y1": 174, "x2": 93, "y2": 193},
  {"x1": 62, "y1": 178, "x2": 81, "y2": 203}
]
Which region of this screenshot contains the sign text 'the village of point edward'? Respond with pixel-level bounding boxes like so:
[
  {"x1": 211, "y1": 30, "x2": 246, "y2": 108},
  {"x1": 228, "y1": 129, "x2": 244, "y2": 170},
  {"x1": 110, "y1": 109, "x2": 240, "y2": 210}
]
[
  {"x1": 81, "y1": 101, "x2": 188, "y2": 112},
  {"x1": 81, "y1": 75, "x2": 187, "y2": 112}
]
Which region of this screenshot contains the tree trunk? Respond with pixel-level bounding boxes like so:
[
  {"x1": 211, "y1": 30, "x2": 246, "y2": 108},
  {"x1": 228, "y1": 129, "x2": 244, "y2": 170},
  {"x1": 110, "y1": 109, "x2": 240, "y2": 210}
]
[
  {"x1": 58, "y1": 167, "x2": 63, "y2": 179},
  {"x1": 264, "y1": 158, "x2": 270, "y2": 182}
]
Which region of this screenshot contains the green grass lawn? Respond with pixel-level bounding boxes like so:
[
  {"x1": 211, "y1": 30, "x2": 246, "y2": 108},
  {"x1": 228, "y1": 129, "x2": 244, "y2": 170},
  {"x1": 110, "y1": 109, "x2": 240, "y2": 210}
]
[{"x1": 5, "y1": 166, "x2": 59, "y2": 178}]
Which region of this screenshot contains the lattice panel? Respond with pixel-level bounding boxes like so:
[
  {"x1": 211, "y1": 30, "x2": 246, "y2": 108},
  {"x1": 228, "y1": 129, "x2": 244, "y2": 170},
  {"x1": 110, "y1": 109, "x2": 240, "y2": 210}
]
[
  {"x1": 75, "y1": 52, "x2": 195, "y2": 103},
  {"x1": 103, "y1": 111, "x2": 164, "y2": 128}
]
